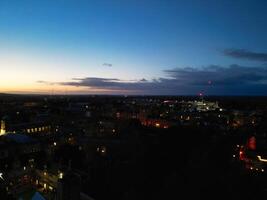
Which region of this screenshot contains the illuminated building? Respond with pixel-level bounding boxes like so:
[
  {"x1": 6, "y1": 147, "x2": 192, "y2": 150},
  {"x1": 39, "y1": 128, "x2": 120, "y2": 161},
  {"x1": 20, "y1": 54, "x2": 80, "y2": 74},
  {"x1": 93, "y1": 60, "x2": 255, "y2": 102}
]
[
  {"x1": 4, "y1": 121, "x2": 51, "y2": 135},
  {"x1": 189, "y1": 100, "x2": 220, "y2": 112},
  {"x1": 141, "y1": 119, "x2": 170, "y2": 129},
  {"x1": 0, "y1": 120, "x2": 6, "y2": 135}
]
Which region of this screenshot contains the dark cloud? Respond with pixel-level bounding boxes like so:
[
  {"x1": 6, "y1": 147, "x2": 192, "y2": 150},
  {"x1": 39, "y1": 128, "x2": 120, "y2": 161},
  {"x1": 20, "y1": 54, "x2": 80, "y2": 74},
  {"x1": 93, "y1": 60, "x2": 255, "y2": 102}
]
[
  {"x1": 223, "y1": 48, "x2": 267, "y2": 62},
  {"x1": 103, "y1": 63, "x2": 112, "y2": 67},
  {"x1": 164, "y1": 64, "x2": 267, "y2": 85},
  {"x1": 38, "y1": 64, "x2": 267, "y2": 95},
  {"x1": 60, "y1": 77, "x2": 122, "y2": 88},
  {"x1": 59, "y1": 77, "x2": 160, "y2": 92},
  {"x1": 140, "y1": 78, "x2": 147, "y2": 82}
]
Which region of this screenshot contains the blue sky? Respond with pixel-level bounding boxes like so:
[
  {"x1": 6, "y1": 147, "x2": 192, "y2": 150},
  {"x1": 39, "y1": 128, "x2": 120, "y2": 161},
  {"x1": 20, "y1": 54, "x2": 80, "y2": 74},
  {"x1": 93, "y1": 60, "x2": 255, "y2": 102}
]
[{"x1": 0, "y1": 0, "x2": 267, "y2": 95}]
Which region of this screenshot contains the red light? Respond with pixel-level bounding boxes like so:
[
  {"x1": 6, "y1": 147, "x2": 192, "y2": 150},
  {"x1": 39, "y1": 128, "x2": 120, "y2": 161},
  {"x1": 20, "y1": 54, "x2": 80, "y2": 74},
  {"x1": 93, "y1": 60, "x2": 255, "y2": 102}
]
[
  {"x1": 247, "y1": 136, "x2": 256, "y2": 150},
  {"x1": 239, "y1": 151, "x2": 245, "y2": 160}
]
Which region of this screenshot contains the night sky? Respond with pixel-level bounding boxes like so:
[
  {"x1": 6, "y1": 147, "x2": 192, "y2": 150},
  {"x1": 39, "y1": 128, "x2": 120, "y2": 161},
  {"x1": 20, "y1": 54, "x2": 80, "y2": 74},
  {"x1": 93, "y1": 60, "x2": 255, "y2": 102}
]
[{"x1": 0, "y1": 0, "x2": 267, "y2": 95}]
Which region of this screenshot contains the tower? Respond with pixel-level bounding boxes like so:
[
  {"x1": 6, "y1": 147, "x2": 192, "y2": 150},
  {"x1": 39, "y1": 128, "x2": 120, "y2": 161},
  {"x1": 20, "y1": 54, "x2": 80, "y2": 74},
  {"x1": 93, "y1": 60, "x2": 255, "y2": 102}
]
[{"x1": 0, "y1": 120, "x2": 6, "y2": 135}]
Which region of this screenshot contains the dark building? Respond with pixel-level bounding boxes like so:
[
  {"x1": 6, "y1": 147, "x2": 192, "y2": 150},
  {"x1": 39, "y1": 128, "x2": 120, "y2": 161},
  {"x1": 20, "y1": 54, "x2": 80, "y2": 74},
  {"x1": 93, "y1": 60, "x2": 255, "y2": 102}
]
[{"x1": 57, "y1": 170, "x2": 81, "y2": 200}]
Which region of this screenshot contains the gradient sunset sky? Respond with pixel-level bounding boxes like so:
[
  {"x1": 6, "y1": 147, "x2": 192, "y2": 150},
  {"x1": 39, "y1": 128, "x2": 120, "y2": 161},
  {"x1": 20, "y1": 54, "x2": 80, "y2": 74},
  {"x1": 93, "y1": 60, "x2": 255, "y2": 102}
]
[{"x1": 1, "y1": 0, "x2": 267, "y2": 95}]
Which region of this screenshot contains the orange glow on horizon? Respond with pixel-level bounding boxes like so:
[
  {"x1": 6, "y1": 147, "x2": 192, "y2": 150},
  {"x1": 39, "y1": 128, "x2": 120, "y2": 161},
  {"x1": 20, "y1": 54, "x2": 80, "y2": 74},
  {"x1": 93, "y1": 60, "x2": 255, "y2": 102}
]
[{"x1": 0, "y1": 83, "x2": 140, "y2": 95}]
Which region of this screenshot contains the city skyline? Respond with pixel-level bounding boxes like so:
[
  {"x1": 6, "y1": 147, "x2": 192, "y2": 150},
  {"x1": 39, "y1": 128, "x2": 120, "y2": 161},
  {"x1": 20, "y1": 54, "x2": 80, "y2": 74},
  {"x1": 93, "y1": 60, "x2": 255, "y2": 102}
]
[{"x1": 1, "y1": 0, "x2": 267, "y2": 95}]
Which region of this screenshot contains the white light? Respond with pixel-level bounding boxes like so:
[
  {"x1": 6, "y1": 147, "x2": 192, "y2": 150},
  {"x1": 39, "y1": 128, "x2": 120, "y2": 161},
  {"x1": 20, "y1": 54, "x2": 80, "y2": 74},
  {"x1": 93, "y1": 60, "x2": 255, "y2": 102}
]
[
  {"x1": 0, "y1": 173, "x2": 4, "y2": 180},
  {"x1": 257, "y1": 156, "x2": 267, "y2": 162}
]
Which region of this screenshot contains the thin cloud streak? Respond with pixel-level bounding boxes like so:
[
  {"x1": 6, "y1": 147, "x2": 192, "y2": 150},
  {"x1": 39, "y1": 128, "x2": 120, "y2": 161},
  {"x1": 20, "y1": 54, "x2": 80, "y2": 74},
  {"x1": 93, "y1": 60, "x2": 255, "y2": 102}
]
[{"x1": 103, "y1": 63, "x2": 113, "y2": 67}]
